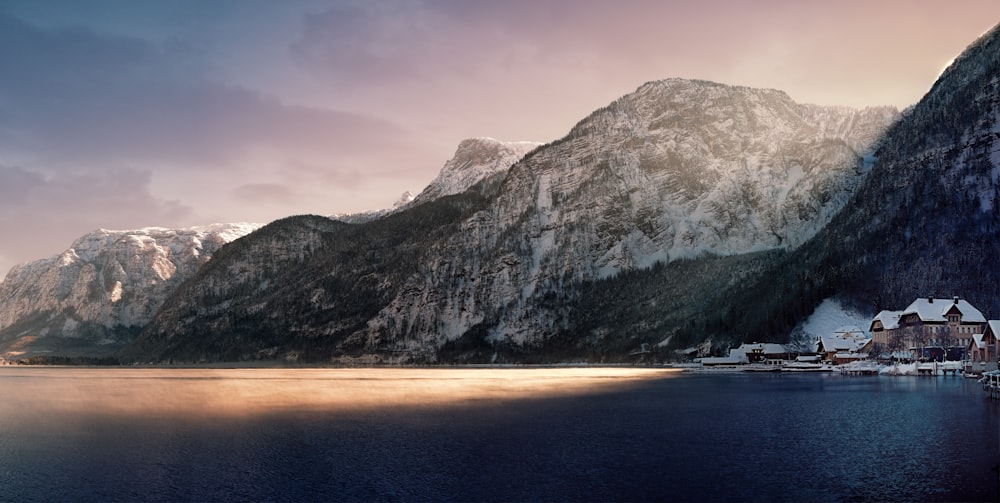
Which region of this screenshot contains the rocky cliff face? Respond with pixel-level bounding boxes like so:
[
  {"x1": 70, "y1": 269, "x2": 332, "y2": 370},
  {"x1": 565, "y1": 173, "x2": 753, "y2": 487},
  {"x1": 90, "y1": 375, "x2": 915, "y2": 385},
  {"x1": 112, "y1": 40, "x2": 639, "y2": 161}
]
[
  {"x1": 361, "y1": 79, "x2": 898, "y2": 351},
  {"x1": 130, "y1": 78, "x2": 898, "y2": 363},
  {"x1": 817, "y1": 22, "x2": 1000, "y2": 315},
  {"x1": 0, "y1": 223, "x2": 259, "y2": 357},
  {"x1": 683, "y1": 22, "x2": 1000, "y2": 346},
  {"x1": 332, "y1": 138, "x2": 539, "y2": 223},
  {"x1": 413, "y1": 137, "x2": 542, "y2": 203}
]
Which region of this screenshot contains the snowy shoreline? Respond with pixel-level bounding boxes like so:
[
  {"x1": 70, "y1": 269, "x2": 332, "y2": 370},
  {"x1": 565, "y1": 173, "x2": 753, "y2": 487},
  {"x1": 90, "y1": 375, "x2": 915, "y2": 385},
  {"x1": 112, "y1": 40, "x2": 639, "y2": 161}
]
[{"x1": 671, "y1": 361, "x2": 971, "y2": 376}]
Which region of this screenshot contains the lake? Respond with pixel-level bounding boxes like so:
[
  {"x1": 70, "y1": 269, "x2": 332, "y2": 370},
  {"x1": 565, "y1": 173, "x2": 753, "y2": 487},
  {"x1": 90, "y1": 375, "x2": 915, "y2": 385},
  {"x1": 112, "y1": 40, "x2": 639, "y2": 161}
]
[{"x1": 0, "y1": 367, "x2": 997, "y2": 502}]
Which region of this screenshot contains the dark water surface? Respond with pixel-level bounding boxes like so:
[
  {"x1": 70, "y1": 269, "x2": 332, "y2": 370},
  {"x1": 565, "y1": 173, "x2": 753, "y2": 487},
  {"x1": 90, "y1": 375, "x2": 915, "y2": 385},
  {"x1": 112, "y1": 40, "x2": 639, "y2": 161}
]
[{"x1": 0, "y1": 367, "x2": 997, "y2": 502}]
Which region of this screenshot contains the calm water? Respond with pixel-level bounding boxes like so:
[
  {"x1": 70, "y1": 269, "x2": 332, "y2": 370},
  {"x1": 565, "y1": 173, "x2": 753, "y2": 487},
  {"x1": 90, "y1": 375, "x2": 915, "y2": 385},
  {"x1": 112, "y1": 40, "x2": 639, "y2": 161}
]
[{"x1": 0, "y1": 367, "x2": 997, "y2": 502}]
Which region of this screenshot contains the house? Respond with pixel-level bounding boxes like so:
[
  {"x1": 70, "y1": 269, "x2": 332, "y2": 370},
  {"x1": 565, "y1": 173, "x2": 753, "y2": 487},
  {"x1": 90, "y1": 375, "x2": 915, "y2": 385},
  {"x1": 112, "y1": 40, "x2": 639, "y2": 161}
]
[
  {"x1": 870, "y1": 310, "x2": 901, "y2": 352},
  {"x1": 966, "y1": 320, "x2": 1000, "y2": 373},
  {"x1": 738, "y1": 342, "x2": 789, "y2": 364},
  {"x1": 817, "y1": 326, "x2": 872, "y2": 364},
  {"x1": 869, "y1": 297, "x2": 986, "y2": 359},
  {"x1": 697, "y1": 342, "x2": 789, "y2": 366}
]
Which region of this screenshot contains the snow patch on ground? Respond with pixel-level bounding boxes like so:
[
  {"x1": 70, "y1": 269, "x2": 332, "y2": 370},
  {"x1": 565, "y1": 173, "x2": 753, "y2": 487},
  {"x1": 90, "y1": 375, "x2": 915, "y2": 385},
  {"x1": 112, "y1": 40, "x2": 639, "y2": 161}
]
[{"x1": 797, "y1": 298, "x2": 871, "y2": 339}]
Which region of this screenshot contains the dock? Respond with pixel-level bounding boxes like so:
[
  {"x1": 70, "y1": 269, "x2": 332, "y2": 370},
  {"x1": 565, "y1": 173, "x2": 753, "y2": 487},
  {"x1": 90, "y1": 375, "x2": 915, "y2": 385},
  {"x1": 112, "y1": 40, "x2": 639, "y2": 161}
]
[
  {"x1": 916, "y1": 362, "x2": 962, "y2": 376},
  {"x1": 840, "y1": 361, "x2": 879, "y2": 376},
  {"x1": 982, "y1": 370, "x2": 1000, "y2": 400}
]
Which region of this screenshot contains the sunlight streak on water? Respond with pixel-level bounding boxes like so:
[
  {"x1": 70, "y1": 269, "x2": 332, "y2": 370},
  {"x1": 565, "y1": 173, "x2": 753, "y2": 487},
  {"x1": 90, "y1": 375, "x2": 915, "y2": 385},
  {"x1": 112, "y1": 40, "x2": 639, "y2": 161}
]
[
  {"x1": 0, "y1": 367, "x2": 679, "y2": 419},
  {"x1": 0, "y1": 369, "x2": 997, "y2": 501}
]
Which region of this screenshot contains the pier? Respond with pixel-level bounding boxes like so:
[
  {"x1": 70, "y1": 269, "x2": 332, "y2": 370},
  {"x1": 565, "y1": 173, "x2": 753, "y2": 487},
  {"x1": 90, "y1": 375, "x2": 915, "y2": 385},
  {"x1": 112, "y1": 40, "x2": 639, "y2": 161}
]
[
  {"x1": 982, "y1": 371, "x2": 1000, "y2": 400},
  {"x1": 916, "y1": 362, "x2": 962, "y2": 376},
  {"x1": 840, "y1": 361, "x2": 878, "y2": 375}
]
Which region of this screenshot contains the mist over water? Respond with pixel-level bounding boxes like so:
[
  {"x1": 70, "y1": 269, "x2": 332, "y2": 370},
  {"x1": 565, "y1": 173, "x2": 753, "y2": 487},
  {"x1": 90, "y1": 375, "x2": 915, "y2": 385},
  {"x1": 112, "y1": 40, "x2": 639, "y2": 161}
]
[{"x1": 0, "y1": 368, "x2": 997, "y2": 501}]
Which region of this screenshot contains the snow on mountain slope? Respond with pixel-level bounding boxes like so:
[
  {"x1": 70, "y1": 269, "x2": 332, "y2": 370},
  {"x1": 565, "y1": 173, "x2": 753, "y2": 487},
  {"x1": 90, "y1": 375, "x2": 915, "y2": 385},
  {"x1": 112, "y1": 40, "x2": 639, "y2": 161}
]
[
  {"x1": 0, "y1": 223, "x2": 260, "y2": 354},
  {"x1": 413, "y1": 137, "x2": 541, "y2": 203},
  {"x1": 122, "y1": 78, "x2": 901, "y2": 363},
  {"x1": 331, "y1": 138, "x2": 539, "y2": 224},
  {"x1": 363, "y1": 79, "x2": 899, "y2": 350}
]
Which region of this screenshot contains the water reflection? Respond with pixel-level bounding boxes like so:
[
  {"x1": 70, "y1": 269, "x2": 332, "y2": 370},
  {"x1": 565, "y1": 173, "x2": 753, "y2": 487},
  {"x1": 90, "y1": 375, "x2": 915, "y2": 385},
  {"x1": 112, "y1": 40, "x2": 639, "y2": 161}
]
[
  {"x1": 2, "y1": 369, "x2": 997, "y2": 502},
  {"x1": 0, "y1": 367, "x2": 679, "y2": 419}
]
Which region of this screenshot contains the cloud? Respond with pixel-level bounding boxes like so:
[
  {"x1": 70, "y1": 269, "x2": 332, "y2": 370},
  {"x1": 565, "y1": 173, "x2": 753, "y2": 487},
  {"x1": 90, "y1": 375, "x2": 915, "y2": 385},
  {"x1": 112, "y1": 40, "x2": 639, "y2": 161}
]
[
  {"x1": 0, "y1": 12, "x2": 417, "y2": 172},
  {"x1": 231, "y1": 183, "x2": 296, "y2": 205},
  {"x1": 289, "y1": 0, "x2": 1000, "y2": 115}
]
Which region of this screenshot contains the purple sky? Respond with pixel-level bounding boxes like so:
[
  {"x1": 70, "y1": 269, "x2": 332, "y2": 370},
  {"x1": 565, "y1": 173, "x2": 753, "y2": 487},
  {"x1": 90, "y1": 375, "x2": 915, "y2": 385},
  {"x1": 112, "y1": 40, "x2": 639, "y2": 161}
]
[{"x1": 1, "y1": 0, "x2": 998, "y2": 277}]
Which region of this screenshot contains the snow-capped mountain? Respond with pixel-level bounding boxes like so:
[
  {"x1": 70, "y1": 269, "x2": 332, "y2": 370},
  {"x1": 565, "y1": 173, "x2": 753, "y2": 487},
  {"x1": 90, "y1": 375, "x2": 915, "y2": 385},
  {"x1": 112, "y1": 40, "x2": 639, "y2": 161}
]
[
  {"x1": 129, "y1": 78, "x2": 898, "y2": 363},
  {"x1": 0, "y1": 223, "x2": 260, "y2": 356},
  {"x1": 329, "y1": 192, "x2": 416, "y2": 224},
  {"x1": 412, "y1": 137, "x2": 541, "y2": 203},
  {"x1": 331, "y1": 138, "x2": 539, "y2": 224},
  {"x1": 358, "y1": 79, "x2": 898, "y2": 350}
]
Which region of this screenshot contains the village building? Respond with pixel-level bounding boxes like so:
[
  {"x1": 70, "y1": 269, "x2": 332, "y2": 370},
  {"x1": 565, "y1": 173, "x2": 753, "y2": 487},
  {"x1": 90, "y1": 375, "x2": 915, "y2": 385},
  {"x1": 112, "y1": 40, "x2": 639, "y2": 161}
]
[
  {"x1": 698, "y1": 342, "x2": 789, "y2": 366},
  {"x1": 966, "y1": 320, "x2": 1000, "y2": 373},
  {"x1": 816, "y1": 326, "x2": 872, "y2": 364},
  {"x1": 869, "y1": 297, "x2": 986, "y2": 360},
  {"x1": 870, "y1": 310, "x2": 901, "y2": 351}
]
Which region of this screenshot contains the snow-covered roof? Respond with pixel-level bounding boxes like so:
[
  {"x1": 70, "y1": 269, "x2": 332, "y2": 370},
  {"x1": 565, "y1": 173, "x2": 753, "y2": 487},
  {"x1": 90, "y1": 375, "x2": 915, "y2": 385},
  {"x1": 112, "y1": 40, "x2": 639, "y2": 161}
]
[
  {"x1": 835, "y1": 352, "x2": 869, "y2": 359},
  {"x1": 970, "y1": 333, "x2": 985, "y2": 349},
  {"x1": 818, "y1": 337, "x2": 870, "y2": 353},
  {"x1": 736, "y1": 342, "x2": 788, "y2": 355},
  {"x1": 985, "y1": 320, "x2": 1000, "y2": 338},
  {"x1": 833, "y1": 326, "x2": 867, "y2": 337},
  {"x1": 870, "y1": 310, "x2": 902, "y2": 331},
  {"x1": 699, "y1": 355, "x2": 748, "y2": 366},
  {"x1": 900, "y1": 297, "x2": 986, "y2": 323}
]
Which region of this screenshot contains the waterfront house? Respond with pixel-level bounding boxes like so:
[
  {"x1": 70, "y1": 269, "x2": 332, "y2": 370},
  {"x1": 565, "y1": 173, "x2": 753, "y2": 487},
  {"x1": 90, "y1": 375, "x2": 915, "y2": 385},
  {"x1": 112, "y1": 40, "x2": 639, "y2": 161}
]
[
  {"x1": 870, "y1": 310, "x2": 901, "y2": 352},
  {"x1": 817, "y1": 326, "x2": 871, "y2": 363},
  {"x1": 966, "y1": 321, "x2": 1000, "y2": 373},
  {"x1": 697, "y1": 342, "x2": 789, "y2": 366},
  {"x1": 869, "y1": 297, "x2": 986, "y2": 359},
  {"x1": 738, "y1": 342, "x2": 789, "y2": 364}
]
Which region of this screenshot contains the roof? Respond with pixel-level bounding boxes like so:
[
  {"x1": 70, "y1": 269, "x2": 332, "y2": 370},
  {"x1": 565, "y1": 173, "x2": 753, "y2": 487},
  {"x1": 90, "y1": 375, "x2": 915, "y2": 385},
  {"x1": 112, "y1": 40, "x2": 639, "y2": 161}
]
[
  {"x1": 699, "y1": 355, "x2": 748, "y2": 366},
  {"x1": 985, "y1": 320, "x2": 1000, "y2": 338},
  {"x1": 870, "y1": 310, "x2": 901, "y2": 330},
  {"x1": 835, "y1": 352, "x2": 869, "y2": 359},
  {"x1": 818, "y1": 337, "x2": 871, "y2": 353},
  {"x1": 834, "y1": 326, "x2": 867, "y2": 337},
  {"x1": 900, "y1": 297, "x2": 987, "y2": 323},
  {"x1": 970, "y1": 333, "x2": 985, "y2": 349},
  {"x1": 735, "y1": 342, "x2": 788, "y2": 355}
]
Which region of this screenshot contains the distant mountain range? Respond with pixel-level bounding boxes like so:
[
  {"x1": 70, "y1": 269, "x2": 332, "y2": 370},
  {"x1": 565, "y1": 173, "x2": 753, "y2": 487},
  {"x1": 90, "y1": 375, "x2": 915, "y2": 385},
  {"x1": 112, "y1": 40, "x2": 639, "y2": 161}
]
[
  {"x1": 4, "y1": 22, "x2": 999, "y2": 364},
  {"x1": 0, "y1": 224, "x2": 260, "y2": 357},
  {"x1": 125, "y1": 79, "x2": 896, "y2": 363}
]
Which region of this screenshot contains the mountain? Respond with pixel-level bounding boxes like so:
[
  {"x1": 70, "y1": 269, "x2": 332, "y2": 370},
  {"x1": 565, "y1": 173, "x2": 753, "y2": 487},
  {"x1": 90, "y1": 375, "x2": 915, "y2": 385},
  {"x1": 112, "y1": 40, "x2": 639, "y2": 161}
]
[
  {"x1": 412, "y1": 137, "x2": 542, "y2": 204},
  {"x1": 359, "y1": 79, "x2": 897, "y2": 356},
  {"x1": 685, "y1": 22, "x2": 1000, "y2": 347},
  {"x1": 329, "y1": 192, "x2": 416, "y2": 224},
  {"x1": 0, "y1": 223, "x2": 259, "y2": 358},
  {"x1": 331, "y1": 138, "x2": 539, "y2": 224},
  {"x1": 126, "y1": 78, "x2": 897, "y2": 363},
  {"x1": 124, "y1": 198, "x2": 487, "y2": 363}
]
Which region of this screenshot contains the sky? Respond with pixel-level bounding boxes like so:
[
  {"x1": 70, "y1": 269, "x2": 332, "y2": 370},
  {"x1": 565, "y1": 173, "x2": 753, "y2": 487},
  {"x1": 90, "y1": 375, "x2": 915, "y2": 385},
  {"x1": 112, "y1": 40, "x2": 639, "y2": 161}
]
[{"x1": 0, "y1": 0, "x2": 998, "y2": 277}]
